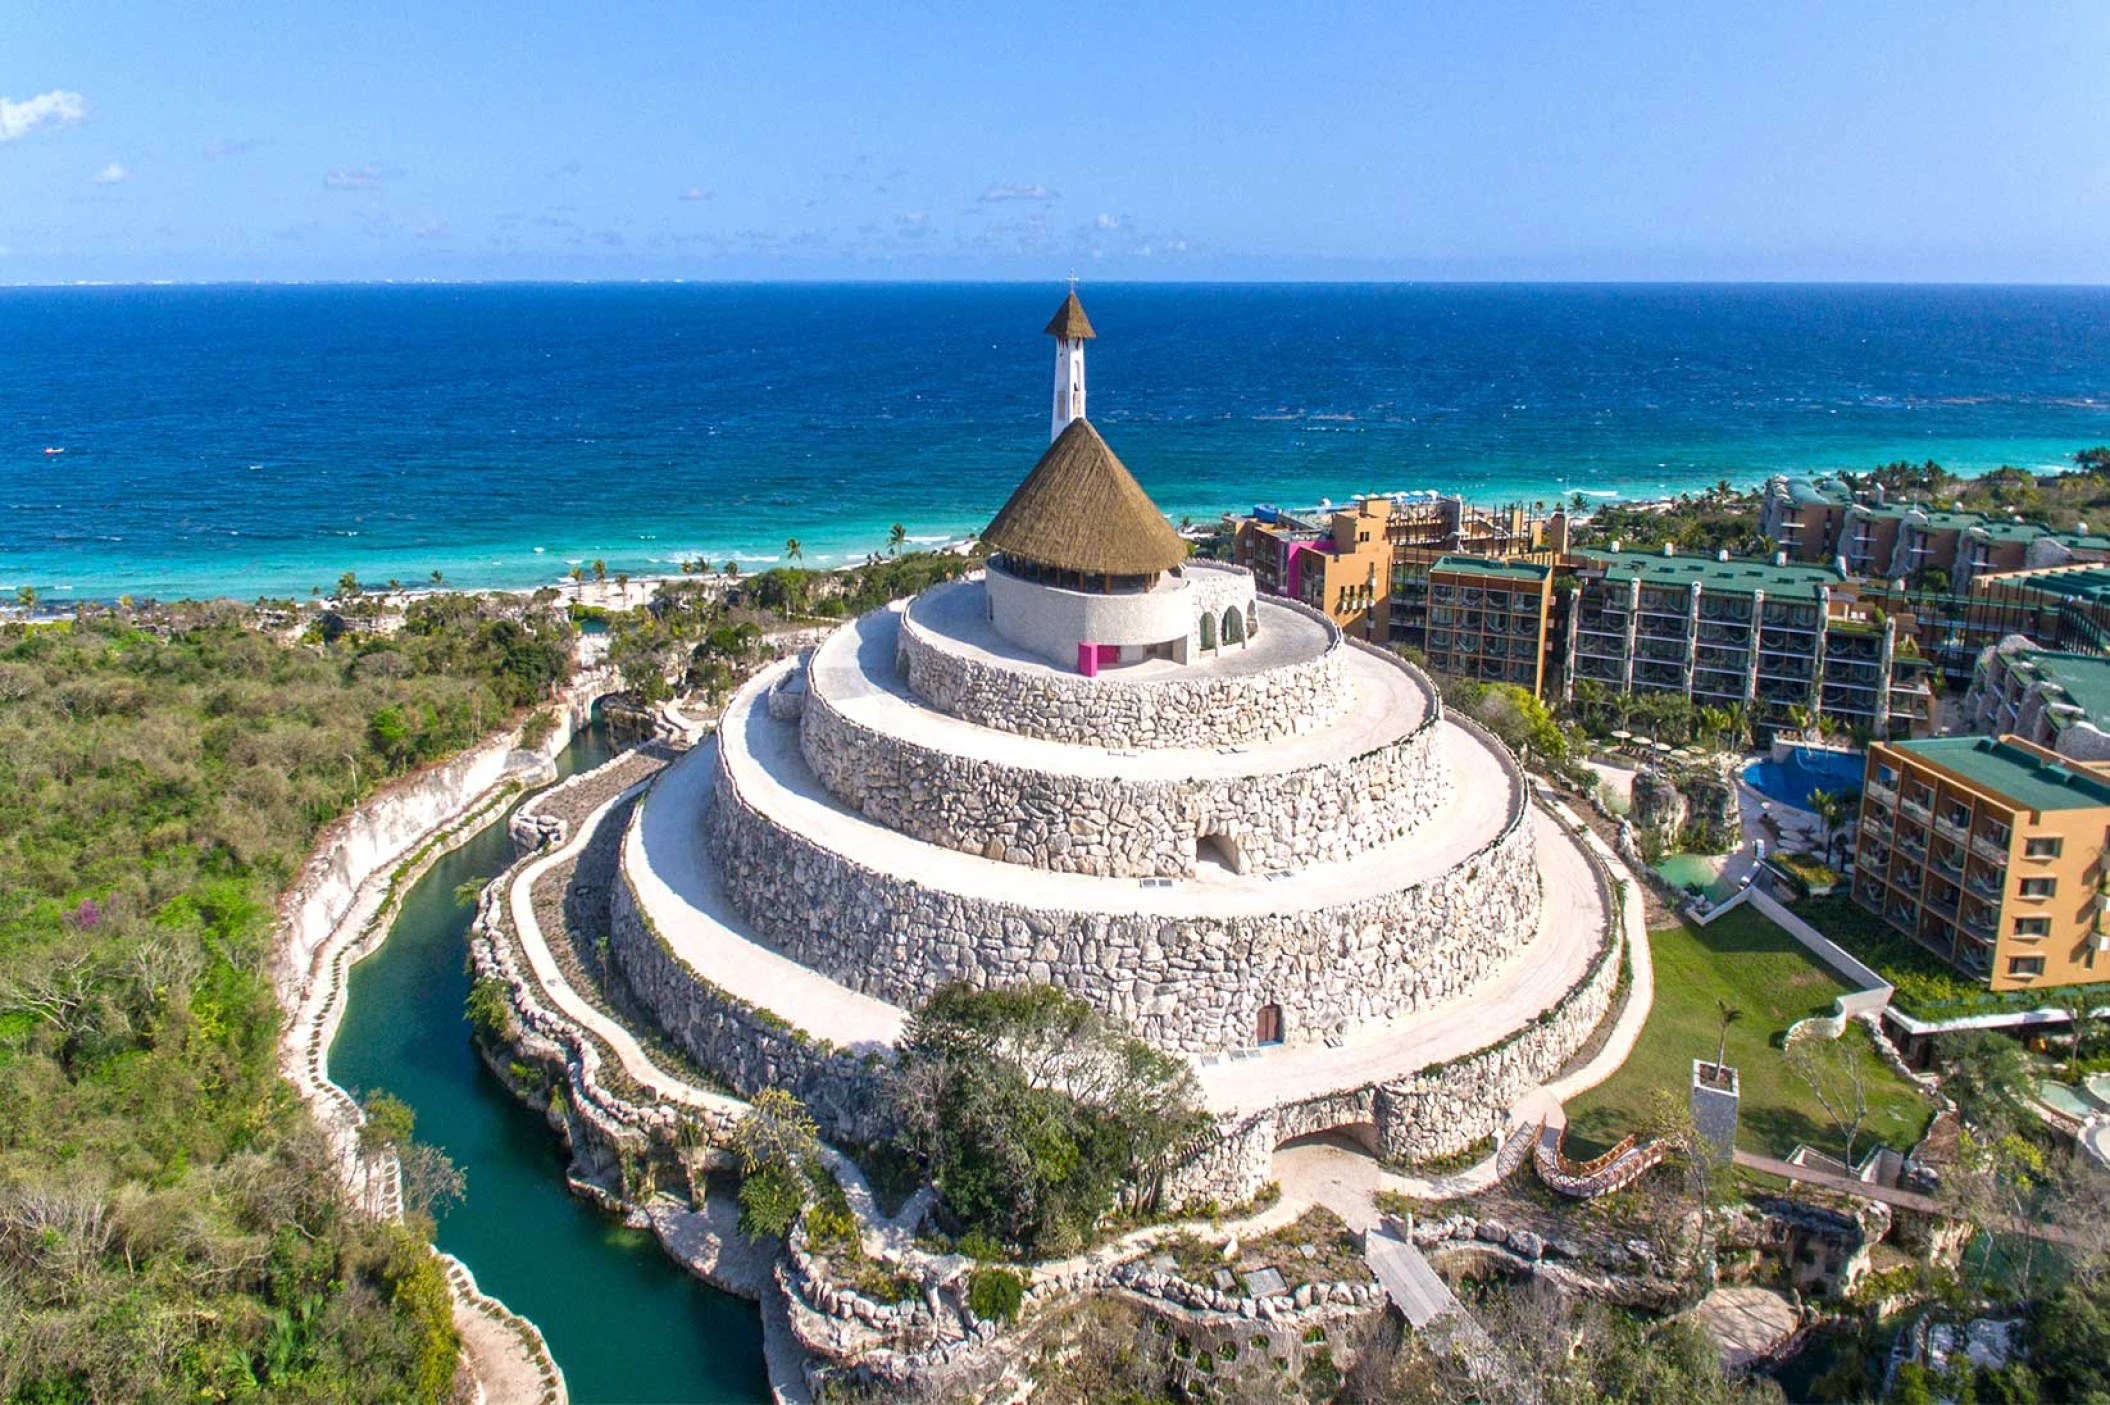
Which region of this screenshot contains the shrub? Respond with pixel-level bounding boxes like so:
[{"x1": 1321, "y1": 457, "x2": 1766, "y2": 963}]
[
  {"x1": 966, "y1": 1266, "x2": 1027, "y2": 1325},
  {"x1": 738, "y1": 1163, "x2": 805, "y2": 1241}
]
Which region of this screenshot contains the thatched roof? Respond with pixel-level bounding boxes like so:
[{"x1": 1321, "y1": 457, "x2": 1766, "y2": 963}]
[
  {"x1": 984, "y1": 418, "x2": 1187, "y2": 577},
  {"x1": 1044, "y1": 291, "x2": 1096, "y2": 340}
]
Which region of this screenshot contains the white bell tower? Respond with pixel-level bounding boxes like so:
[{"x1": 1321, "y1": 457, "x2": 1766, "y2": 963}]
[{"x1": 1045, "y1": 281, "x2": 1096, "y2": 441}]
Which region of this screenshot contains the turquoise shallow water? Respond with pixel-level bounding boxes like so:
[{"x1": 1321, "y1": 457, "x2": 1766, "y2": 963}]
[
  {"x1": 4, "y1": 282, "x2": 2108, "y2": 600},
  {"x1": 329, "y1": 725, "x2": 771, "y2": 1404}
]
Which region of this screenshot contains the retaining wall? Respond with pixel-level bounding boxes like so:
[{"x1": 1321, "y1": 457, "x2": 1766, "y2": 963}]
[
  {"x1": 800, "y1": 643, "x2": 1448, "y2": 878},
  {"x1": 897, "y1": 582, "x2": 1347, "y2": 749},
  {"x1": 709, "y1": 719, "x2": 1538, "y2": 1055},
  {"x1": 607, "y1": 861, "x2": 891, "y2": 1144}
]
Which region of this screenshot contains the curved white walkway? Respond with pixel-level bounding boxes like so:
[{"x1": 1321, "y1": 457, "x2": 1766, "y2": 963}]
[
  {"x1": 1197, "y1": 805, "x2": 1609, "y2": 1115},
  {"x1": 809, "y1": 601, "x2": 1433, "y2": 785},
  {"x1": 725, "y1": 659, "x2": 1521, "y2": 919},
  {"x1": 626, "y1": 745, "x2": 906, "y2": 1053},
  {"x1": 630, "y1": 732, "x2": 1622, "y2": 1120}
]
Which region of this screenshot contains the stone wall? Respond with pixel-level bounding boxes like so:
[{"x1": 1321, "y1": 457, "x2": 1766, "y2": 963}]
[
  {"x1": 709, "y1": 718, "x2": 1538, "y2": 1055},
  {"x1": 799, "y1": 647, "x2": 1449, "y2": 878},
  {"x1": 607, "y1": 863, "x2": 890, "y2": 1144},
  {"x1": 1169, "y1": 862, "x2": 1624, "y2": 1196},
  {"x1": 897, "y1": 585, "x2": 1347, "y2": 749}
]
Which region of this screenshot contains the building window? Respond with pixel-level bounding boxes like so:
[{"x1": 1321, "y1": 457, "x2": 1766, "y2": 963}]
[
  {"x1": 1944, "y1": 803, "x2": 1970, "y2": 827},
  {"x1": 2008, "y1": 956, "x2": 2045, "y2": 978},
  {"x1": 2024, "y1": 837, "x2": 2063, "y2": 859},
  {"x1": 2019, "y1": 877, "x2": 2056, "y2": 898},
  {"x1": 2015, "y1": 917, "x2": 2051, "y2": 937}
]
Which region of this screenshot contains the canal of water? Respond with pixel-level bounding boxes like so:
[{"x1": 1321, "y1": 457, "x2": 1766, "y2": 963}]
[{"x1": 328, "y1": 723, "x2": 772, "y2": 1403}]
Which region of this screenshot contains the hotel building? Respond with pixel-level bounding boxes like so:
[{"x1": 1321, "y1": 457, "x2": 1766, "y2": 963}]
[
  {"x1": 1389, "y1": 555, "x2": 1558, "y2": 695},
  {"x1": 1561, "y1": 549, "x2": 1933, "y2": 734},
  {"x1": 1854, "y1": 735, "x2": 2110, "y2": 991}
]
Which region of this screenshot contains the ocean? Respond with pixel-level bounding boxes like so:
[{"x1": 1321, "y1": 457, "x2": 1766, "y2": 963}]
[{"x1": 3, "y1": 282, "x2": 2107, "y2": 602}]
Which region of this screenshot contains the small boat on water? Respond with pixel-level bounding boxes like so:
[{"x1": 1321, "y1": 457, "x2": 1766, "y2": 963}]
[{"x1": 43, "y1": 447, "x2": 65, "y2": 455}]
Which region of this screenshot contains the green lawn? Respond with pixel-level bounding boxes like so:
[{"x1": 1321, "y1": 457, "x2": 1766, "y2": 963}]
[{"x1": 1565, "y1": 908, "x2": 1934, "y2": 1160}]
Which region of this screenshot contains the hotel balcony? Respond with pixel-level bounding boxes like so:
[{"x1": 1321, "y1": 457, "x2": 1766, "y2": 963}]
[
  {"x1": 1930, "y1": 848, "x2": 1964, "y2": 880},
  {"x1": 1899, "y1": 798, "x2": 1932, "y2": 824},
  {"x1": 1861, "y1": 811, "x2": 1892, "y2": 840},
  {"x1": 1965, "y1": 867, "x2": 2005, "y2": 900},
  {"x1": 1961, "y1": 907, "x2": 1998, "y2": 942},
  {"x1": 1897, "y1": 836, "x2": 1928, "y2": 864},
  {"x1": 1970, "y1": 832, "x2": 2010, "y2": 863},
  {"x1": 1933, "y1": 816, "x2": 1969, "y2": 844},
  {"x1": 1866, "y1": 780, "x2": 1898, "y2": 807},
  {"x1": 1957, "y1": 941, "x2": 1994, "y2": 980}
]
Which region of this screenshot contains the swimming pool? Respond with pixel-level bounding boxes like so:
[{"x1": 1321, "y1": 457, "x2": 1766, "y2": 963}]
[
  {"x1": 1655, "y1": 853, "x2": 1737, "y2": 901},
  {"x1": 2037, "y1": 1079, "x2": 2107, "y2": 1120},
  {"x1": 1741, "y1": 747, "x2": 1866, "y2": 812}
]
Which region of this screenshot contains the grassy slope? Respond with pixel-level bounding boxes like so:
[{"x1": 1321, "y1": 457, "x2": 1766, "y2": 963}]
[{"x1": 1565, "y1": 908, "x2": 1933, "y2": 1159}]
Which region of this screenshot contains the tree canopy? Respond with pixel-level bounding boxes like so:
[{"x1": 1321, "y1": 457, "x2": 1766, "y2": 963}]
[{"x1": 892, "y1": 983, "x2": 1209, "y2": 1258}]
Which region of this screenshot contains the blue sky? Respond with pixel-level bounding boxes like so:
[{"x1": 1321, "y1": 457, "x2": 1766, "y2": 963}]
[{"x1": 4, "y1": 1, "x2": 2107, "y2": 283}]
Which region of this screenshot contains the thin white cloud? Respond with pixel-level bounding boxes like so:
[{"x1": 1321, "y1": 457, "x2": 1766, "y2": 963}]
[
  {"x1": 981, "y1": 182, "x2": 1057, "y2": 203},
  {"x1": 90, "y1": 162, "x2": 128, "y2": 185},
  {"x1": 1094, "y1": 212, "x2": 1120, "y2": 230},
  {"x1": 0, "y1": 89, "x2": 86, "y2": 143},
  {"x1": 325, "y1": 165, "x2": 383, "y2": 190},
  {"x1": 414, "y1": 218, "x2": 450, "y2": 239},
  {"x1": 679, "y1": 186, "x2": 714, "y2": 202}
]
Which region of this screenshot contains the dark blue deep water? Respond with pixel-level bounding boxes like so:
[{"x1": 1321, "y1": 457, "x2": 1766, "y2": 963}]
[{"x1": 3, "y1": 283, "x2": 2107, "y2": 600}]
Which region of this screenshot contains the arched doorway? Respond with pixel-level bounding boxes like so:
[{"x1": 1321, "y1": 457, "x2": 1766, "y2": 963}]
[
  {"x1": 1223, "y1": 607, "x2": 1246, "y2": 646},
  {"x1": 1255, "y1": 1002, "x2": 1284, "y2": 1045},
  {"x1": 1195, "y1": 831, "x2": 1243, "y2": 874}
]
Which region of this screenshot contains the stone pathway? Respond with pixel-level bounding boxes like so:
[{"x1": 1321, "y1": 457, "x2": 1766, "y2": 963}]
[
  {"x1": 1683, "y1": 1286, "x2": 1801, "y2": 1372},
  {"x1": 812, "y1": 600, "x2": 1431, "y2": 784},
  {"x1": 1374, "y1": 806, "x2": 1655, "y2": 1201}
]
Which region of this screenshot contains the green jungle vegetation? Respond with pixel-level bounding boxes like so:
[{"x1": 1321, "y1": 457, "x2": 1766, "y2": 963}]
[
  {"x1": 602, "y1": 548, "x2": 976, "y2": 704},
  {"x1": 892, "y1": 982, "x2": 1212, "y2": 1260},
  {"x1": 1565, "y1": 910, "x2": 1933, "y2": 1161},
  {"x1": 0, "y1": 593, "x2": 572, "y2": 1402}
]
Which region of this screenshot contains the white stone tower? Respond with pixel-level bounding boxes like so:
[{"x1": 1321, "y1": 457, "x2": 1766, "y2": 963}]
[{"x1": 1046, "y1": 286, "x2": 1095, "y2": 441}]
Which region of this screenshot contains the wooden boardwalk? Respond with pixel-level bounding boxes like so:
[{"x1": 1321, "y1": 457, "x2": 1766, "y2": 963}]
[
  {"x1": 1734, "y1": 1150, "x2": 2088, "y2": 1248},
  {"x1": 1364, "y1": 1227, "x2": 1464, "y2": 1329}
]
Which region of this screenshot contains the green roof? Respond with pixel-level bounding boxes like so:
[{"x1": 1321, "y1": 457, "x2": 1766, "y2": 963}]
[
  {"x1": 1891, "y1": 735, "x2": 2110, "y2": 812},
  {"x1": 1428, "y1": 555, "x2": 1551, "y2": 582},
  {"x1": 1912, "y1": 509, "x2": 1984, "y2": 531},
  {"x1": 1965, "y1": 519, "x2": 2046, "y2": 543},
  {"x1": 1783, "y1": 477, "x2": 1852, "y2": 506},
  {"x1": 2004, "y1": 649, "x2": 2110, "y2": 729},
  {"x1": 1579, "y1": 550, "x2": 1843, "y2": 597},
  {"x1": 1996, "y1": 565, "x2": 2110, "y2": 604}
]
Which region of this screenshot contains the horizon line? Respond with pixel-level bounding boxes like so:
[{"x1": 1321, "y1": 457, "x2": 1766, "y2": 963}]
[{"x1": 7, "y1": 275, "x2": 2110, "y2": 292}]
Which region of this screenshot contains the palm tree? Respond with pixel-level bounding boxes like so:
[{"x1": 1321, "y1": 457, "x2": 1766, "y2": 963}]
[
  {"x1": 429, "y1": 568, "x2": 444, "y2": 587},
  {"x1": 592, "y1": 559, "x2": 607, "y2": 583},
  {"x1": 1712, "y1": 1001, "x2": 1743, "y2": 1080},
  {"x1": 784, "y1": 538, "x2": 803, "y2": 564},
  {"x1": 1808, "y1": 788, "x2": 1842, "y2": 852},
  {"x1": 15, "y1": 585, "x2": 36, "y2": 616},
  {"x1": 724, "y1": 560, "x2": 740, "y2": 579},
  {"x1": 887, "y1": 523, "x2": 906, "y2": 556}
]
